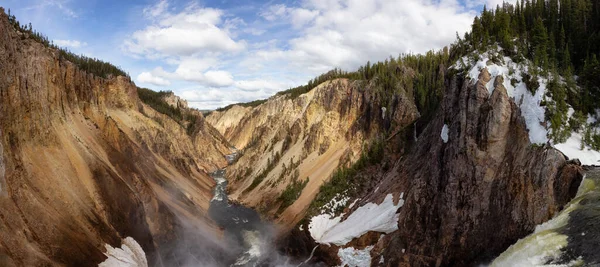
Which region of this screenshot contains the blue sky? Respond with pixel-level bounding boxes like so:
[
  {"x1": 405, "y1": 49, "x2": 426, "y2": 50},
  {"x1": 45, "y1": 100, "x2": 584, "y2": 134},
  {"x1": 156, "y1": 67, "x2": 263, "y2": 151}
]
[{"x1": 0, "y1": 0, "x2": 509, "y2": 109}]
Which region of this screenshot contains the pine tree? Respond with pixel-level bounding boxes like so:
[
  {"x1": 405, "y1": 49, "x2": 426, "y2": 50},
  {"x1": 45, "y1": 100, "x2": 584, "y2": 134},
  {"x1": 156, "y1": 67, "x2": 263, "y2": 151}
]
[{"x1": 531, "y1": 16, "x2": 549, "y2": 70}]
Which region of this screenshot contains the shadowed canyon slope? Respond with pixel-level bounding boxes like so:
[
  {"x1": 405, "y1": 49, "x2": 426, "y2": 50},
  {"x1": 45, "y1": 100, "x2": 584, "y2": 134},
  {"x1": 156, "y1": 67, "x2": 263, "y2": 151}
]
[{"x1": 0, "y1": 8, "x2": 232, "y2": 266}]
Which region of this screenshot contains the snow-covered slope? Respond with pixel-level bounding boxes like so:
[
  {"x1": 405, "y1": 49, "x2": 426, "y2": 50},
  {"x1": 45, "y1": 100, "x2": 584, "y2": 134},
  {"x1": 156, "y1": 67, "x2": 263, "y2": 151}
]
[
  {"x1": 308, "y1": 193, "x2": 404, "y2": 246},
  {"x1": 457, "y1": 50, "x2": 600, "y2": 166}
]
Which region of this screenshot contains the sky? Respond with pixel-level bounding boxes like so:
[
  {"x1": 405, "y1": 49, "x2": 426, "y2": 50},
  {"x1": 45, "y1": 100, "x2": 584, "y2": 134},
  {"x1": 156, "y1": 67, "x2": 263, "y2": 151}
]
[{"x1": 0, "y1": 0, "x2": 514, "y2": 109}]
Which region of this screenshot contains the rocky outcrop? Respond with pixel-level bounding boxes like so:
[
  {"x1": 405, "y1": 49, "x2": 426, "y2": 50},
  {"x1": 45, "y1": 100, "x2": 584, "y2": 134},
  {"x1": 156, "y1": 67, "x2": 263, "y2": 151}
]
[
  {"x1": 161, "y1": 91, "x2": 189, "y2": 109},
  {"x1": 0, "y1": 8, "x2": 231, "y2": 266},
  {"x1": 377, "y1": 69, "x2": 579, "y2": 265},
  {"x1": 279, "y1": 66, "x2": 583, "y2": 266},
  {"x1": 366, "y1": 68, "x2": 582, "y2": 266},
  {"x1": 207, "y1": 79, "x2": 420, "y2": 227}
]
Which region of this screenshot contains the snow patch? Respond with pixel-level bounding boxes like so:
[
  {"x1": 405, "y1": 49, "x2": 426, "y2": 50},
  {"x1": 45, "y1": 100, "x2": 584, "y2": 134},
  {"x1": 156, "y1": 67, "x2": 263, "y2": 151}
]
[
  {"x1": 441, "y1": 124, "x2": 449, "y2": 143},
  {"x1": 466, "y1": 55, "x2": 548, "y2": 144},
  {"x1": 99, "y1": 237, "x2": 147, "y2": 267},
  {"x1": 309, "y1": 194, "x2": 404, "y2": 246},
  {"x1": 337, "y1": 246, "x2": 373, "y2": 267},
  {"x1": 348, "y1": 199, "x2": 360, "y2": 209},
  {"x1": 320, "y1": 193, "x2": 350, "y2": 214},
  {"x1": 554, "y1": 133, "x2": 600, "y2": 166}
]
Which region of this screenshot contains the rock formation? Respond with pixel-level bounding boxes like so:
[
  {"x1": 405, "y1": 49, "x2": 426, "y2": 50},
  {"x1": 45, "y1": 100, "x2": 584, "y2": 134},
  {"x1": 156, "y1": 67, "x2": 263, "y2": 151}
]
[
  {"x1": 0, "y1": 8, "x2": 231, "y2": 266},
  {"x1": 207, "y1": 78, "x2": 419, "y2": 227},
  {"x1": 209, "y1": 63, "x2": 583, "y2": 265}
]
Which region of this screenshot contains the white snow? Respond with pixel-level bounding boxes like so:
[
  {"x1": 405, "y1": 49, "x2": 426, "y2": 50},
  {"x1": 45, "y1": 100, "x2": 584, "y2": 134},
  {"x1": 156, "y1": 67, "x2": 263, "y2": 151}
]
[
  {"x1": 555, "y1": 133, "x2": 600, "y2": 166},
  {"x1": 348, "y1": 199, "x2": 360, "y2": 209},
  {"x1": 99, "y1": 237, "x2": 148, "y2": 267},
  {"x1": 320, "y1": 193, "x2": 350, "y2": 214},
  {"x1": 515, "y1": 76, "x2": 549, "y2": 144},
  {"x1": 466, "y1": 54, "x2": 548, "y2": 144},
  {"x1": 337, "y1": 246, "x2": 373, "y2": 267},
  {"x1": 309, "y1": 194, "x2": 404, "y2": 246},
  {"x1": 441, "y1": 124, "x2": 449, "y2": 143}
]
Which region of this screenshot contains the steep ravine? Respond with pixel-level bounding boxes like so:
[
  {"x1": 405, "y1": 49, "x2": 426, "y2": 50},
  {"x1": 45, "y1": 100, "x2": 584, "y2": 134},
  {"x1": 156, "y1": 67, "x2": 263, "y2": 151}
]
[
  {"x1": 207, "y1": 78, "x2": 419, "y2": 228},
  {"x1": 208, "y1": 62, "x2": 585, "y2": 265},
  {"x1": 0, "y1": 8, "x2": 232, "y2": 266}
]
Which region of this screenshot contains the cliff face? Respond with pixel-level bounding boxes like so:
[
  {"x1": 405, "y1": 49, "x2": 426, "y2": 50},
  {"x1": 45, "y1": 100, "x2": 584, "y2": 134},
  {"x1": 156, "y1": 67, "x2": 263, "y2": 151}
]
[
  {"x1": 279, "y1": 66, "x2": 584, "y2": 266},
  {"x1": 374, "y1": 68, "x2": 583, "y2": 265},
  {"x1": 0, "y1": 9, "x2": 230, "y2": 266},
  {"x1": 206, "y1": 78, "x2": 419, "y2": 227}
]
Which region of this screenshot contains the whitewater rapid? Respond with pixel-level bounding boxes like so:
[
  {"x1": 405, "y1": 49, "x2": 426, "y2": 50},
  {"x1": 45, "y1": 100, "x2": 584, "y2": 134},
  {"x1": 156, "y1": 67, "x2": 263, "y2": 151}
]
[{"x1": 491, "y1": 168, "x2": 600, "y2": 266}]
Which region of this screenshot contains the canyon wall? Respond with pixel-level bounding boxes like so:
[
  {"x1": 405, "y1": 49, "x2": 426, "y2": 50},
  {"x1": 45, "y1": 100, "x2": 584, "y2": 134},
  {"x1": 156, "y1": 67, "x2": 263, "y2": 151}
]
[
  {"x1": 207, "y1": 78, "x2": 419, "y2": 227},
  {"x1": 210, "y1": 64, "x2": 584, "y2": 266},
  {"x1": 0, "y1": 8, "x2": 230, "y2": 266}
]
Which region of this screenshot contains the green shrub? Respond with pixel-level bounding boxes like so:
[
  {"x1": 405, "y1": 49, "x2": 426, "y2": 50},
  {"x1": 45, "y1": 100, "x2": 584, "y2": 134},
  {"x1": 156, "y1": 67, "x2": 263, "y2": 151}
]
[{"x1": 277, "y1": 177, "x2": 309, "y2": 213}]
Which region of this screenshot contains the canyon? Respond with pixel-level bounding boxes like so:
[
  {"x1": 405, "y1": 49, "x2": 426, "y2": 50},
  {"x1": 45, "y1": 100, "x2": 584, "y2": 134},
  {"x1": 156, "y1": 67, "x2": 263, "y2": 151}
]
[{"x1": 0, "y1": 2, "x2": 599, "y2": 266}]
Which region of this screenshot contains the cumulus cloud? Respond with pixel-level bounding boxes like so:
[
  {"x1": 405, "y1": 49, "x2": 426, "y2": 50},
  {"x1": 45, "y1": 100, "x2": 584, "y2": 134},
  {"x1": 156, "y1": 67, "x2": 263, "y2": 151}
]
[
  {"x1": 137, "y1": 72, "x2": 171, "y2": 86},
  {"x1": 252, "y1": 0, "x2": 476, "y2": 73},
  {"x1": 124, "y1": 3, "x2": 245, "y2": 58},
  {"x1": 234, "y1": 80, "x2": 288, "y2": 92},
  {"x1": 128, "y1": 0, "x2": 483, "y2": 109},
  {"x1": 54, "y1": 39, "x2": 87, "y2": 48}
]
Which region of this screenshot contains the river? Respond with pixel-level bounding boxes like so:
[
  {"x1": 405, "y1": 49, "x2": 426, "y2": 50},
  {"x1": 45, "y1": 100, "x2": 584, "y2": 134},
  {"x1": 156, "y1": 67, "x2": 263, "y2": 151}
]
[
  {"x1": 208, "y1": 149, "x2": 285, "y2": 266},
  {"x1": 491, "y1": 167, "x2": 600, "y2": 266}
]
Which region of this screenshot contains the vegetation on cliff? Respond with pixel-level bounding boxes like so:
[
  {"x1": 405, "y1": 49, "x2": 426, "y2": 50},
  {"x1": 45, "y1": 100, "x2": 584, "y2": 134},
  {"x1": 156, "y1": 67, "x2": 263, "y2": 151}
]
[
  {"x1": 136, "y1": 87, "x2": 207, "y2": 136},
  {"x1": 306, "y1": 139, "x2": 385, "y2": 218},
  {"x1": 6, "y1": 9, "x2": 129, "y2": 79},
  {"x1": 137, "y1": 88, "x2": 184, "y2": 121}
]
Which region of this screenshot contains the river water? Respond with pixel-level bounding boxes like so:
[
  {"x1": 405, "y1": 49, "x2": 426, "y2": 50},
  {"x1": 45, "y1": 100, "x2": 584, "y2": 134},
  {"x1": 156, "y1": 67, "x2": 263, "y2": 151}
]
[{"x1": 208, "y1": 151, "x2": 275, "y2": 266}]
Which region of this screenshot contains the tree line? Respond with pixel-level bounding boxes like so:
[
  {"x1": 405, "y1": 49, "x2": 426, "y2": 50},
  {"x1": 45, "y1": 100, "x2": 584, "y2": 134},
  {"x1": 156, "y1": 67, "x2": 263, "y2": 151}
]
[
  {"x1": 6, "y1": 9, "x2": 129, "y2": 79},
  {"x1": 453, "y1": 0, "x2": 600, "y2": 114}
]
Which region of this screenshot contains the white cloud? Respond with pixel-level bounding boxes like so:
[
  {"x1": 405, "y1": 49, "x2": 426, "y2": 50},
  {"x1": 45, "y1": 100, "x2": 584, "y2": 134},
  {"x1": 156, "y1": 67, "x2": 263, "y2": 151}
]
[
  {"x1": 143, "y1": 0, "x2": 169, "y2": 18},
  {"x1": 127, "y1": 0, "x2": 482, "y2": 109},
  {"x1": 290, "y1": 8, "x2": 319, "y2": 28},
  {"x1": 54, "y1": 39, "x2": 87, "y2": 48},
  {"x1": 124, "y1": 4, "x2": 245, "y2": 58},
  {"x1": 137, "y1": 72, "x2": 171, "y2": 86},
  {"x1": 261, "y1": 4, "x2": 289, "y2": 21},
  {"x1": 251, "y1": 0, "x2": 476, "y2": 73},
  {"x1": 234, "y1": 79, "x2": 287, "y2": 92}
]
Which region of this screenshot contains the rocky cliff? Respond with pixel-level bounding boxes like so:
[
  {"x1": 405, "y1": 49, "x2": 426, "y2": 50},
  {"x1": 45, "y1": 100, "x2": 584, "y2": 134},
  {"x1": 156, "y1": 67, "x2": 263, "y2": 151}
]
[
  {"x1": 209, "y1": 57, "x2": 584, "y2": 265},
  {"x1": 370, "y1": 67, "x2": 583, "y2": 266},
  {"x1": 206, "y1": 78, "x2": 419, "y2": 227},
  {"x1": 0, "y1": 8, "x2": 231, "y2": 266}
]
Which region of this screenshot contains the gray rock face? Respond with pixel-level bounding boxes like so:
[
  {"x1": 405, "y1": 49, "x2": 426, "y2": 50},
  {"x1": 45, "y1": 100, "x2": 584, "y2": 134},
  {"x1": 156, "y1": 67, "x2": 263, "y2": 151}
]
[
  {"x1": 377, "y1": 68, "x2": 583, "y2": 266},
  {"x1": 280, "y1": 67, "x2": 582, "y2": 266}
]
